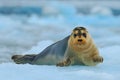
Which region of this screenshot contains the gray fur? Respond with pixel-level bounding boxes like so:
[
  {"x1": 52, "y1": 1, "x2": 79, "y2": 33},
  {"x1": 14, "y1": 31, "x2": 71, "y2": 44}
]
[{"x1": 12, "y1": 36, "x2": 70, "y2": 65}]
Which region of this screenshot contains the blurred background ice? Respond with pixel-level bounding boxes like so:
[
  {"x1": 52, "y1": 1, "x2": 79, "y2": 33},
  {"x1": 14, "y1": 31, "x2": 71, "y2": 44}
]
[
  {"x1": 0, "y1": 0, "x2": 120, "y2": 80},
  {"x1": 0, "y1": 0, "x2": 120, "y2": 63}
]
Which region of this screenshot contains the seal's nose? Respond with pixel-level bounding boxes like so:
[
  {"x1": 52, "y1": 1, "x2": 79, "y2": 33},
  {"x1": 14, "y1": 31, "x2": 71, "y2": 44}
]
[{"x1": 78, "y1": 39, "x2": 83, "y2": 42}]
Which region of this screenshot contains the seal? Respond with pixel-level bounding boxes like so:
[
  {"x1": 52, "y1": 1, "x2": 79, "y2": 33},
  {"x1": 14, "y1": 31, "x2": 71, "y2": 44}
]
[{"x1": 12, "y1": 27, "x2": 103, "y2": 66}]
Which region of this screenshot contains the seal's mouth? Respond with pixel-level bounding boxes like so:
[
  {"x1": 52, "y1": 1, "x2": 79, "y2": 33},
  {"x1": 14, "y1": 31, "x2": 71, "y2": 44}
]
[{"x1": 73, "y1": 38, "x2": 87, "y2": 46}]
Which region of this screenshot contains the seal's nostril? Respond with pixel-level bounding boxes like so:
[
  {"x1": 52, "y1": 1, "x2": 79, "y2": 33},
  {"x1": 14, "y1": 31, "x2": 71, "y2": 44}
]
[{"x1": 78, "y1": 39, "x2": 83, "y2": 42}]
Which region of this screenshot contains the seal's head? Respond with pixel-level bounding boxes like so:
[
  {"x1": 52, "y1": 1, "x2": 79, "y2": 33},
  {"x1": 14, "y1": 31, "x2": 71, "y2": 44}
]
[{"x1": 69, "y1": 27, "x2": 91, "y2": 49}]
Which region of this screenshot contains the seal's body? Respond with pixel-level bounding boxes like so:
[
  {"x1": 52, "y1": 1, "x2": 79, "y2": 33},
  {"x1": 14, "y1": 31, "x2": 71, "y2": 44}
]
[
  {"x1": 12, "y1": 36, "x2": 69, "y2": 65},
  {"x1": 12, "y1": 27, "x2": 103, "y2": 66},
  {"x1": 32, "y1": 36, "x2": 69, "y2": 65}
]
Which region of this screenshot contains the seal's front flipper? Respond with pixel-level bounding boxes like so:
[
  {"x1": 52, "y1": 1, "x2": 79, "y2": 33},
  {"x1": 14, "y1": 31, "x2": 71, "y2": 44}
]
[
  {"x1": 12, "y1": 54, "x2": 36, "y2": 64},
  {"x1": 56, "y1": 58, "x2": 71, "y2": 67}
]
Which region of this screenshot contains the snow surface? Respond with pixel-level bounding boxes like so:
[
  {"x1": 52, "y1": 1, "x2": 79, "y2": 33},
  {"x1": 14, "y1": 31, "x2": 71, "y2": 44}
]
[
  {"x1": 0, "y1": 45, "x2": 120, "y2": 80},
  {"x1": 0, "y1": 1, "x2": 120, "y2": 80}
]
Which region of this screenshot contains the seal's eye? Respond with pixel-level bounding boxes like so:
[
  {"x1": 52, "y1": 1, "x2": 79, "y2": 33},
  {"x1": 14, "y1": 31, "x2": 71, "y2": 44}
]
[
  {"x1": 74, "y1": 34, "x2": 77, "y2": 38},
  {"x1": 82, "y1": 33, "x2": 86, "y2": 38}
]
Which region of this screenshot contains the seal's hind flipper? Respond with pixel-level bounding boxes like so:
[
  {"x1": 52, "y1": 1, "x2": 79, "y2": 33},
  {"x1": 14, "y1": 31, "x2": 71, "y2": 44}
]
[{"x1": 12, "y1": 54, "x2": 36, "y2": 64}]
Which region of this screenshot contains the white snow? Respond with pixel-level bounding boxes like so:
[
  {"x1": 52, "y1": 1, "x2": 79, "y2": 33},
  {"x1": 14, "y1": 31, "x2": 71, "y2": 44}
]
[
  {"x1": 91, "y1": 6, "x2": 112, "y2": 16},
  {"x1": 0, "y1": 1, "x2": 120, "y2": 80},
  {"x1": 0, "y1": 45, "x2": 120, "y2": 80}
]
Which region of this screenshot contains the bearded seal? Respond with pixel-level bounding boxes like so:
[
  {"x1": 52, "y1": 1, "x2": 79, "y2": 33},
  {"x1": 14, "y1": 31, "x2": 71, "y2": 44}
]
[{"x1": 12, "y1": 27, "x2": 103, "y2": 66}]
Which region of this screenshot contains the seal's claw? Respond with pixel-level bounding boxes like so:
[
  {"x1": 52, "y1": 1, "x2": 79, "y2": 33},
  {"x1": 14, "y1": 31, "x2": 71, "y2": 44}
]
[
  {"x1": 56, "y1": 62, "x2": 65, "y2": 67},
  {"x1": 93, "y1": 56, "x2": 103, "y2": 63}
]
